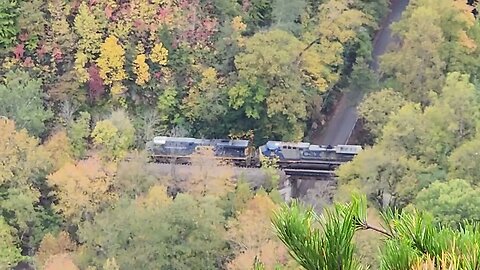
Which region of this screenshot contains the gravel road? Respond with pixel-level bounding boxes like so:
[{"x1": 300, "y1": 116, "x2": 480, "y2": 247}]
[
  {"x1": 299, "y1": 0, "x2": 410, "y2": 197},
  {"x1": 313, "y1": 0, "x2": 410, "y2": 146}
]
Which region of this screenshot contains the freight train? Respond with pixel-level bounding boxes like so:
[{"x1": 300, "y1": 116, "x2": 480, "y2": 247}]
[{"x1": 146, "y1": 136, "x2": 362, "y2": 171}]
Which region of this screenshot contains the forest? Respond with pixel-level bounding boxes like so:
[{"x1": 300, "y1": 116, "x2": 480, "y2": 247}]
[{"x1": 0, "y1": 0, "x2": 479, "y2": 269}]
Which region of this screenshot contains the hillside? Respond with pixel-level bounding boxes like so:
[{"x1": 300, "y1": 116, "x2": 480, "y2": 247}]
[{"x1": 0, "y1": 0, "x2": 479, "y2": 269}]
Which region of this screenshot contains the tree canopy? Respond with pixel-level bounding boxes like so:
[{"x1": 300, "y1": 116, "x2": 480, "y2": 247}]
[{"x1": 1, "y1": 0, "x2": 479, "y2": 268}]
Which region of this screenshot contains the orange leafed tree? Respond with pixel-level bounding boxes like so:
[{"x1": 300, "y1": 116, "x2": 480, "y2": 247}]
[
  {"x1": 184, "y1": 150, "x2": 235, "y2": 197},
  {"x1": 47, "y1": 156, "x2": 117, "y2": 223},
  {"x1": 0, "y1": 119, "x2": 47, "y2": 186},
  {"x1": 36, "y1": 231, "x2": 76, "y2": 268},
  {"x1": 43, "y1": 130, "x2": 74, "y2": 171},
  {"x1": 227, "y1": 194, "x2": 291, "y2": 269},
  {"x1": 43, "y1": 254, "x2": 79, "y2": 270}
]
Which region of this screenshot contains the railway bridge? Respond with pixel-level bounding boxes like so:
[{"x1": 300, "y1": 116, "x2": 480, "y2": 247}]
[{"x1": 149, "y1": 162, "x2": 338, "y2": 201}]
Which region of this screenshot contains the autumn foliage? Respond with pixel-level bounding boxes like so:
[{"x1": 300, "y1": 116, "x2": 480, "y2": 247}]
[
  {"x1": 36, "y1": 231, "x2": 76, "y2": 268},
  {"x1": 47, "y1": 156, "x2": 117, "y2": 223},
  {"x1": 1, "y1": 0, "x2": 478, "y2": 269},
  {"x1": 228, "y1": 194, "x2": 291, "y2": 269}
]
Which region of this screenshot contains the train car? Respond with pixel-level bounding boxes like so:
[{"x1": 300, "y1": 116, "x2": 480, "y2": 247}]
[
  {"x1": 211, "y1": 138, "x2": 257, "y2": 166},
  {"x1": 146, "y1": 136, "x2": 254, "y2": 166},
  {"x1": 146, "y1": 136, "x2": 205, "y2": 163},
  {"x1": 146, "y1": 136, "x2": 361, "y2": 170},
  {"x1": 258, "y1": 141, "x2": 362, "y2": 170}
]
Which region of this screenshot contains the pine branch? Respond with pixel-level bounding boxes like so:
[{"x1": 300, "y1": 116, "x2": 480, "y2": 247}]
[{"x1": 364, "y1": 223, "x2": 393, "y2": 237}]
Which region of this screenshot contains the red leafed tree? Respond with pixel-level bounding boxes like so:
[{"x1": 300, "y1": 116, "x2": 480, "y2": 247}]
[
  {"x1": 87, "y1": 64, "x2": 105, "y2": 101},
  {"x1": 13, "y1": 44, "x2": 25, "y2": 59}
]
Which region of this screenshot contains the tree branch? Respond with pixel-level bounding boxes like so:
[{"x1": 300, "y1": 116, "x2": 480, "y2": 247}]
[
  {"x1": 364, "y1": 223, "x2": 393, "y2": 237},
  {"x1": 297, "y1": 37, "x2": 321, "y2": 61}
]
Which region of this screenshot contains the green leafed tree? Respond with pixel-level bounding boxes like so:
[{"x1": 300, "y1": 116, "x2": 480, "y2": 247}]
[
  {"x1": 0, "y1": 0, "x2": 19, "y2": 48},
  {"x1": 416, "y1": 72, "x2": 479, "y2": 165},
  {"x1": 415, "y1": 179, "x2": 480, "y2": 228},
  {"x1": 16, "y1": 0, "x2": 46, "y2": 44},
  {"x1": 337, "y1": 145, "x2": 429, "y2": 209},
  {"x1": 380, "y1": 5, "x2": 446, "y2": 104},
  {"x1": 448, "y1": 134, "x2": 480, "y2": 184},
  {"x1": 68, "y1": 111, "x2": 91, "y2": 159},
  {"x1": 358, "y1": 88, "x2": 407, "y2": 139},
  {"x1": 351, "y1": 0, "x2": 389, "y2": 23},
  {"x1": 114, "y1": 151, "x2": 157, "y2": 199},
  {"x1": 271, "y1": 0, "x2": 307, "y2": 34},
  {"x1": 0, "y1": 217, "x2": 23, "y2": 269},
  {"x1": 340, "y1": 72, "x2": 480, "y2": 209},
  {"x1": 157, "y1": 87, "x2": 181, "y2": 133},
  {"x1": 228, "y1": 30, "x2": 307, "y2": 139},
  {"x1": 91, "y1": 110, "x2": 135, "y2": 160},
  {"x1": 78, "y1": 194, "x2": 227, "y2": 270},
  {"x1": 402, "y1": 0, "x2": 480, "y2": 76},
  {"x1": 0, "y1": 119, "x2": 61, "y2": 252},
  {"x1": 244, "y1": 0, "x2": 274, "y2": 31},
  {"x1": 0, "y1": 70, "x2": 53, "y2": 137},
  {"x1": 372, "y1": 72, "x2": 478, "y2": 166},
  {"x1": 182, "y1": 67, "x2": 230, "y2": 137},
  {"x1": 231, "y1": 29, "x2": 309, "y2": 140}
]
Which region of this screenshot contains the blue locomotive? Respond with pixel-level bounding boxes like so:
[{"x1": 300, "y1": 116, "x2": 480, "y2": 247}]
[
  {"x1": 258, "y1": 141, "x2": 361, "y2": 170},
  {"x1": 146, "y1": 136, "x2": 362, "y2": 170},
  {"x1": 146, "y1": 136, "x2": 255, "y2": 166}
]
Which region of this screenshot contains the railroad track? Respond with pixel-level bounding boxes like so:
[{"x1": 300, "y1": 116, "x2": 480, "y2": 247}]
[
  {"x1": 149, "y1": 158, "x2": 340, "y2": 179},
  {"x1": 283, "y1": 169, "x2": 335, "y2": 177}
]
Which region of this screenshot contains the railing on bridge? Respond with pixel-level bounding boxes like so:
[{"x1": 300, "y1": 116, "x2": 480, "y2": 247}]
[{"x1": 283, "y1": 168, "x2": 335, "y2": 177}]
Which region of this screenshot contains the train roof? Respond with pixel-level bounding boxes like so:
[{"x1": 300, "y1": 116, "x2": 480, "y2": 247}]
[
  {"x1": 152, "y1": 136, "x2": 249, "y2": 148},
  {"x1": 335, "y1": 145, "x2": 362, "y2": 154},
  {"x1": 153, "y1": 136, "x2": 199, "y2": 144},
  {"x1": 152, "y1": 137, "x2": 361, "y2": 153},
  {"x1": 307, "y1": 145, "x2": 323, "y2": 151},
  {"x1": 265, "y1": 141, "x2": 311, "y2": 150},
  {"x1": 214, "y1": 139, "x2": 249, "y2": 147},
  {"x1": 306, "y1": 144, "x2": 362, "y2": 154}
]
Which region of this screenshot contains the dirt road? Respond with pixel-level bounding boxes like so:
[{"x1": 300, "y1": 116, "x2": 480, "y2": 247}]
[
  {"x1": 313, "y1": 0, "x2": 410, "y2": 146},
  {"x1": 298, "y1": 0, "x2": 410, "y2": 197}
]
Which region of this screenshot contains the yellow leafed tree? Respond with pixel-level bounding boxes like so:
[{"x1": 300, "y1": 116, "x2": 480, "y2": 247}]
[
  {"x1": 130, "y1": 0, "x2": 158, "y2": 27},
  {"x1": 102, "y1": 258, "x2": 120, "y2": 270},
  {"x1": 133, "y1": 53, "x2": 150, "y2": 86},
  {"x1": 74, "y1": 51, "x2": 89, "y2": 83},
  {"x1": 91, "y1": 110, "x2": 135, "y2": 160},
  {"x1": 74, "y1": 3, "x2": 106, "y2": 58},
  {"x1": 47, "y1": 156, "x2": 117, "y2": 223},
  {"x1": 97, "y1": 36, "x2": 127, "y2": 95},
  {"x1": 135, "y1": 185, "x2": 172, "y2": 209},
  {"x1": 150, "y1": 43, "x2": 168, "y2": 65},
  {"x1": 231, "y1": 16, "x2": 247, "y2": 32}
]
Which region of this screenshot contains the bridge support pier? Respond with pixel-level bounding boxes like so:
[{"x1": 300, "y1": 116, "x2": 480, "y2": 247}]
[
  {"x1": 278, "y1": 178, "x2": 293, "y2": 202},
  {"x1": 279, "y1": 175, "x2": 337, "y2": 202}
]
